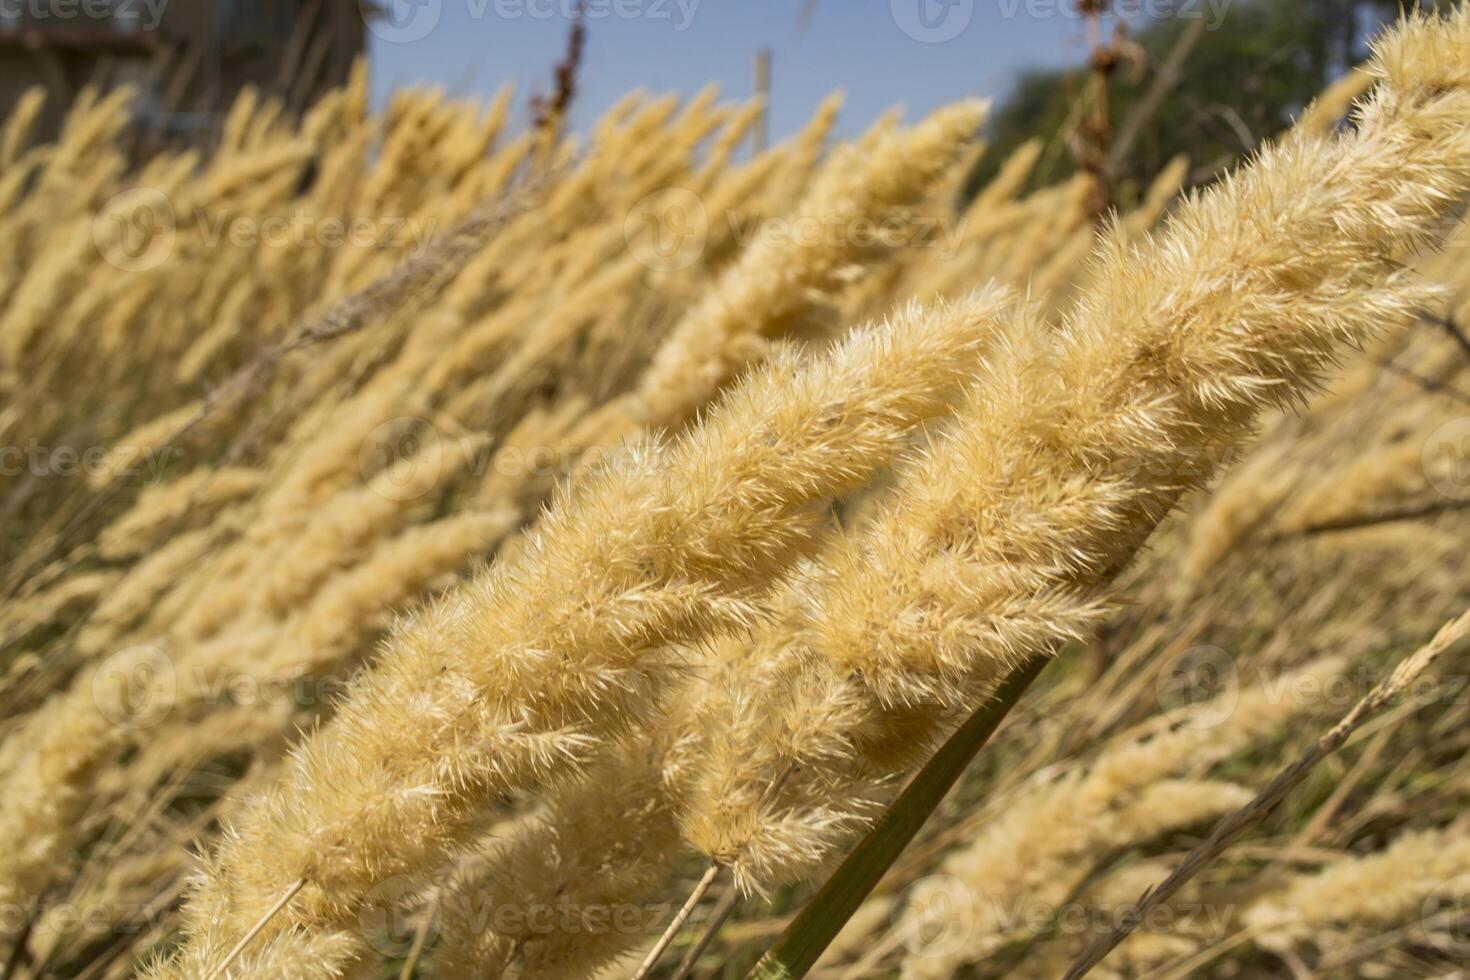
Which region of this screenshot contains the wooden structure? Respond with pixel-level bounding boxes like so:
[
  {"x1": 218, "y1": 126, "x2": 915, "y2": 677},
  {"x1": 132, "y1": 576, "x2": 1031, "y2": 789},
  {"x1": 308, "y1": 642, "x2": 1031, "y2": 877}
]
[{"x1": 0, "y1": 0, "x2": 366, "y2": 141}]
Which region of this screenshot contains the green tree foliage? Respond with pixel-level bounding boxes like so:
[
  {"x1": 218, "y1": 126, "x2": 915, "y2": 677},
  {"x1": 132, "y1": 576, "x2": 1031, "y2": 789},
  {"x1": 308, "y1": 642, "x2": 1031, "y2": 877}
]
[{"x1": 972, "y1": 0, "x2": 1411, "y2": 201}]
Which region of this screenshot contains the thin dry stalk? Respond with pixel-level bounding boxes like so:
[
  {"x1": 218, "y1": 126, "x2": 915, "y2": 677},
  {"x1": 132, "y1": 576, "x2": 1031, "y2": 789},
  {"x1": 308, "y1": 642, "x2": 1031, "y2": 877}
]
[
  {"x1": 1061, "y1": 608, "x2": 1470, "y2": 979},
  {"x1": 632, "y1": 863, "x2": 722, "y2": 980}
]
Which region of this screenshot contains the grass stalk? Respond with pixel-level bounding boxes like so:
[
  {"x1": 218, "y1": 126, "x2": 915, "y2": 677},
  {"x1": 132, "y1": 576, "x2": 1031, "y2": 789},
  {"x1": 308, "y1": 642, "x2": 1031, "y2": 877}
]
[
  {"x1": 634, "y1": 862, "x2": 723, "y2": 980},
  {"x1": 1060, "y1": 608, "x2": 1470, "y2": 979},
  {"x1": 746, "y1": 653, "x2": 1050, "y2": 980}
]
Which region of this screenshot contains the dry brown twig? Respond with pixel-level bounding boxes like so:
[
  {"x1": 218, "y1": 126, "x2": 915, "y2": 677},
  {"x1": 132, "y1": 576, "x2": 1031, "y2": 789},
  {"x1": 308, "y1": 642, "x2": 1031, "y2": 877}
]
[
  {"x1": 531, "y1": 3, "x2": 587, "y2": 138},
  {"x1": 1070, "y1": 0, "x2": 1146, "y2": 214}
]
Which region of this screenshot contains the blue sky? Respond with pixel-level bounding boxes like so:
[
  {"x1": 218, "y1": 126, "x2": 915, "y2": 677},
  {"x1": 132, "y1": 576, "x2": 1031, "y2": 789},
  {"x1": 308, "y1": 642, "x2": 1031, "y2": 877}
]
[{"x1": 366, "y1": 0, "x2": 1153, "y2": 140}]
